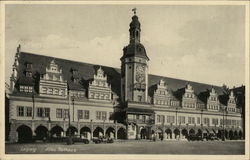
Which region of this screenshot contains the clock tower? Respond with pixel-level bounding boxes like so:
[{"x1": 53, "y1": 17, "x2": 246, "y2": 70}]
[{"x1": 121, "y1": 10, "x2": 149, "y2": 103}]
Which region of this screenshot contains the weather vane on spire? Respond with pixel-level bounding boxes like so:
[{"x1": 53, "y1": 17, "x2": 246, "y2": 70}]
[{"x1": 132, "y1": 8, "x2": 137, "y2": 15}]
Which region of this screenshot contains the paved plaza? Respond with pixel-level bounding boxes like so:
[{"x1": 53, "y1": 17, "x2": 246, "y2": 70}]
[{"x1": 5, "y1": 140, "x2": 245, "y2": 154}]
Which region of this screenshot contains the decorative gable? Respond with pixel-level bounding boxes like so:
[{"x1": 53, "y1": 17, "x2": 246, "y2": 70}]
[
  {"x1": 227, "y1": 91, "x2": 236, "y2": 112},
  {"x1": 182, "y1": 84, "x2": 197, "y2": 109},
  {"x1": 88, "y1": 67, "x2": 111, "y2": 101},
  {"x1": 153, "y1": 79, "x2": 178, "y2": 106},
  {"x1": 207, "y1": 87, "x2": 220, "y2": 111},
  {"x1": 39, "y1": 59, "x2": 67, "y2": 98}
]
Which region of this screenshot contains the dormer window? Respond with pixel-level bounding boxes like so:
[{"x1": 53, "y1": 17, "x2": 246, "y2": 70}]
[
  {"x1": 26, "y1": 72, "x2": 32, "y2": 77},
  {"x1": 25, "y1": 62, "x2": 33, "y2": 77},
  {"x1": 27, "y1": 63, "x2": 32, "y2": 69}
]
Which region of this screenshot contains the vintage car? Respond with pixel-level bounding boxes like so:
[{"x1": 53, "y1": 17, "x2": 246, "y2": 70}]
[
  {"x1": 92, "y1": 137, "x2": 114, "y2": 144},
  {"x1": 204, "y1": 134, "x2": 219, "y2": 141},
  {"x1": 72, "y1": 136, "x2": 90, "y2": 144},
  {"x1": 187, "y1": 134, "x2": 203, "y2": 141}
]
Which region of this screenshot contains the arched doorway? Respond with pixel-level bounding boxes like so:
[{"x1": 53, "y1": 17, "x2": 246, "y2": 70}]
[
  {"x1": 229, "y1": 130, "x2": 234, "y2": 140},
  {"x1": 80, "y1": 127, "x2": 91, "y2": 139},
  {"x1": 197, "y1": 129, "x2": 202, "y2": 136},
  {"x1": 117, "y1": 127, "x2": 126, "y2": 139},
  {"x1": 66, "y1": 126, "x2": 78, "y2": 136},
  {"x1": 50, "y1": 125, "x2": 64, "y2": 137},
  {"x1": 35, "y1": 125, "x2": 48, "y2": 141},
  {"x1": 189, "y1": 129, "x2": 195, "y2": 135},
  {"x1": 239, "y1": 130, "x2": 243, "y2": 139},
  {"x1": 174, "y1": 128, "x2": 180, "y2": 139},
  {"x1": 217, "y1": 130, "x2": 223, "y2": 139},
  {"x1": 16, "y1": 125, "x2": 33, "y2": 143},
  {"x1": 93, "y1": 127, "x2": 104, "y2": 138},
  {"x1": 234, "y1": 130, "x2": 238, "y2": 140},
  {"x1": 181, "y1": 129, "x2": 188, "y2": 139},
  {"x1": 140, "y1": 128, "x2": 147, "y2": 139},
  {"x1": 106, "y1": 127, "x2": 115, "y2": 138},
  {"x1": 156, "y1": 128, "x2": 163, "y2": 140},
  {"x1": 225, "y1": 130, "x2": 229, "y2": 139},
  {"x1": 165, "y1": 128, "x2": 172, "y2": 139}
]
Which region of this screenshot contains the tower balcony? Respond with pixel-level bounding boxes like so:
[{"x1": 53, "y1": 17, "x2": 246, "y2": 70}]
[{"x1": 134, "y1": 83, "x2": 146, "y2": 90}]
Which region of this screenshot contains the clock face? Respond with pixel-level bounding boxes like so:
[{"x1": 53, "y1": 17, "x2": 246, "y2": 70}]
[{"x1": 136, "y1": 65, "x2": 145, "y2": 83}]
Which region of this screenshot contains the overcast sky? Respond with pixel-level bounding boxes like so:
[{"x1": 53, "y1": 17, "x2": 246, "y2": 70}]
[{"x1": 5, "y1": 4, "x2": 245, "y2": 88}]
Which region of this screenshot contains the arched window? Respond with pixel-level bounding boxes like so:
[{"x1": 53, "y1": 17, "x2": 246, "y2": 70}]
[{"x1": 136, "y1": 30, "x2": 139, "y2": 38}]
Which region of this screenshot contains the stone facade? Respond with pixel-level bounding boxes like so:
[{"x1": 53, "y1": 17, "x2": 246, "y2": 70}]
[{"x1": 6, "y1": 11, "x2": 244, "y2": 143}]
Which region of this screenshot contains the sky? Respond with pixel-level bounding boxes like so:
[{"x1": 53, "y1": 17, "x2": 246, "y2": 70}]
[{"x1": 5, "y1": 4, "x2": 246, "y2": 88}]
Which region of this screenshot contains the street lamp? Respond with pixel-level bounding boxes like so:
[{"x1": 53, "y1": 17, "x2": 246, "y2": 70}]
[
  {"x1": 201, "y1": 108, "x2": 203, "y2": 139},
  {"x1": 175, "y1": 107, "x2": 178, "y2": 126},
  {"x1": 72, "y1": 97, "x2": 75, "y2": 122},
  {"x1": 222, "y1": 106, "x2": 226, "y2": 141},
  {"x1": 67, "y1": 90, "x2": 73, "y2": 145}
]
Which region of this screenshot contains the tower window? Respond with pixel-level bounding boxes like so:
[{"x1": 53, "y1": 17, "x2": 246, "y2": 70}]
[
  {"x1": 138, "y1": 95, "x2": 142, "y2": 102},
  {"x1": 136, "y1": 30, "x2": 139, "y2": 38}
]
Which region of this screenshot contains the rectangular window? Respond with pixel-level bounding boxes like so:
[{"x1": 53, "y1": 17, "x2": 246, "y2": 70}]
[
  {"x1": 48, "y1": 88, "x2": 53, "y2": 94},
  {"x1": 78, "y1": 110, "x2": 83, "y2": 119},
  {"x1": 56, "y1": 109, "x2": 63, "y2": 118},
  {"x1": 28, "y1": 86, "x2": 33, "y2": 93},
  {"x1": 17, "y1": 106, "x2": 24, "y2": 116},
  {"x1": 37, "y1": 107, "x2": 44, "y2": 117},
  {"x1": 64, "y1": 109, "x2": 69, "y2": 118},
  {"x1": 197, "y1": 117, "x2": 200, "y2": 124},
  {"x1": 138, "y1": 96, "x2": 142, "y2": 102},
  {"x1": 212, "y1": 118, "x2": 218, "y2": 125},
  {"x1": 24, "y1": 86, "x2": 29, "y2": 92},
  {"x1": 96, "y1": 111, "x2": 101, "y2": 120},
  {"x1": 157, "y1": 115, "x2": 161, "y2": 123},
  {"x1": 44, "y1": 108, "x2": 50, "y2": 117},
  {"x1": 161, "y1": 115, "x2": 165, "y2": 123},
  {"x1": 54, "y1": 89, "x2": 59, "y2": 95},
  {"x1": 26, "y1": 107, "x2": 32, "y2": 117},
  {"x1": 142, "y1": 115, "x2": 146, "y2": 123},
  {"x1": 204, "y1": 118, "x2": 210, "y2": 126},
  {"x1": 136, "y1": 115, "x2": 139, "y2": 120},
  {"x1": 109, "y1": 112, "x2": 113, "y2": 120},
  {"x1": 102, "y1": 111, "x2": 107, "y2": 120},
  {"x1": 84, "y1": 110, "x2": 90, "y2": 119},
  {"x1": 182, "y1": 116, "x2": 185, "y2": 124},
  {"x1": 232, "y1": 120, "x2": 236, "y2": 126},
  {"x1": 42, "y1": 87, "x2": 47, "y2": 93},
  {"x1": 188, "y1": 117, "x2": 191, "y2": 124},
  {"x1": 20, "y1": 86, "x2": 24, "y2": 92},
  {"x1": 178, "y1": 116, "x2": 185, "y2": 124},
  {"x1": 192, "y1": 117, "x2": 195, "y2": 124}
]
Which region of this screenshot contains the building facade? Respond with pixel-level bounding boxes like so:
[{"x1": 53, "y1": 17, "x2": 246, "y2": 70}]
[{"x1": 6, "y1": 12, "x2": 244, "y2": 143}]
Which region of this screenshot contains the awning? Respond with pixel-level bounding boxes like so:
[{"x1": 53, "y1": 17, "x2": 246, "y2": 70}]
[
  {"x1": 126, "y1": 107, "x2": 155, "y2": 115},
  {"x1": 205, "y1": 128, "x2": 214, "y2": 134}
]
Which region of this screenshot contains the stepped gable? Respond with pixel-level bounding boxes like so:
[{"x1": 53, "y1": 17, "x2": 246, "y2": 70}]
[{"x1": 16, "y1": 52, "x2": 225, "y2": 103}]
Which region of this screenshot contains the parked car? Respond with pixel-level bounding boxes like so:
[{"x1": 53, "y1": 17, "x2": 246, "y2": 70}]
[
  {"x1": 92, "y1": 137, "x2": 114, "y2": 144},
  {"x1": 204, "y1": 134, "x2": 219, "y2": 141},
  {"x1": 72, "y1": 136, "x2": 90, "y2": 144},
  {"x1": 187, "y1": 134, "x2": 203, "y2": 141}
]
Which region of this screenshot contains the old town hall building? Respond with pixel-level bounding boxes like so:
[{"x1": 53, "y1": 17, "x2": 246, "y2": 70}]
[{"x1": 6, "y1": 11, "x2": 244, "y2": 142}]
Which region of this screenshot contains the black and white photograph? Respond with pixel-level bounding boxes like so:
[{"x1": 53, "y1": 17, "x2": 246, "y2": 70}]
[{"x1": 1, "y1": 1, "x2": 249, "y2": 160}]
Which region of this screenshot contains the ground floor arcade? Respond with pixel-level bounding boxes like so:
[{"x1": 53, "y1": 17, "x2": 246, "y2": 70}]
[
  {"x1": 9, "y1": 120, "x2": 127, "y2": 143},
  {"x1": 127, "y1": 123, "x2": 243, "y2": 141}
]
